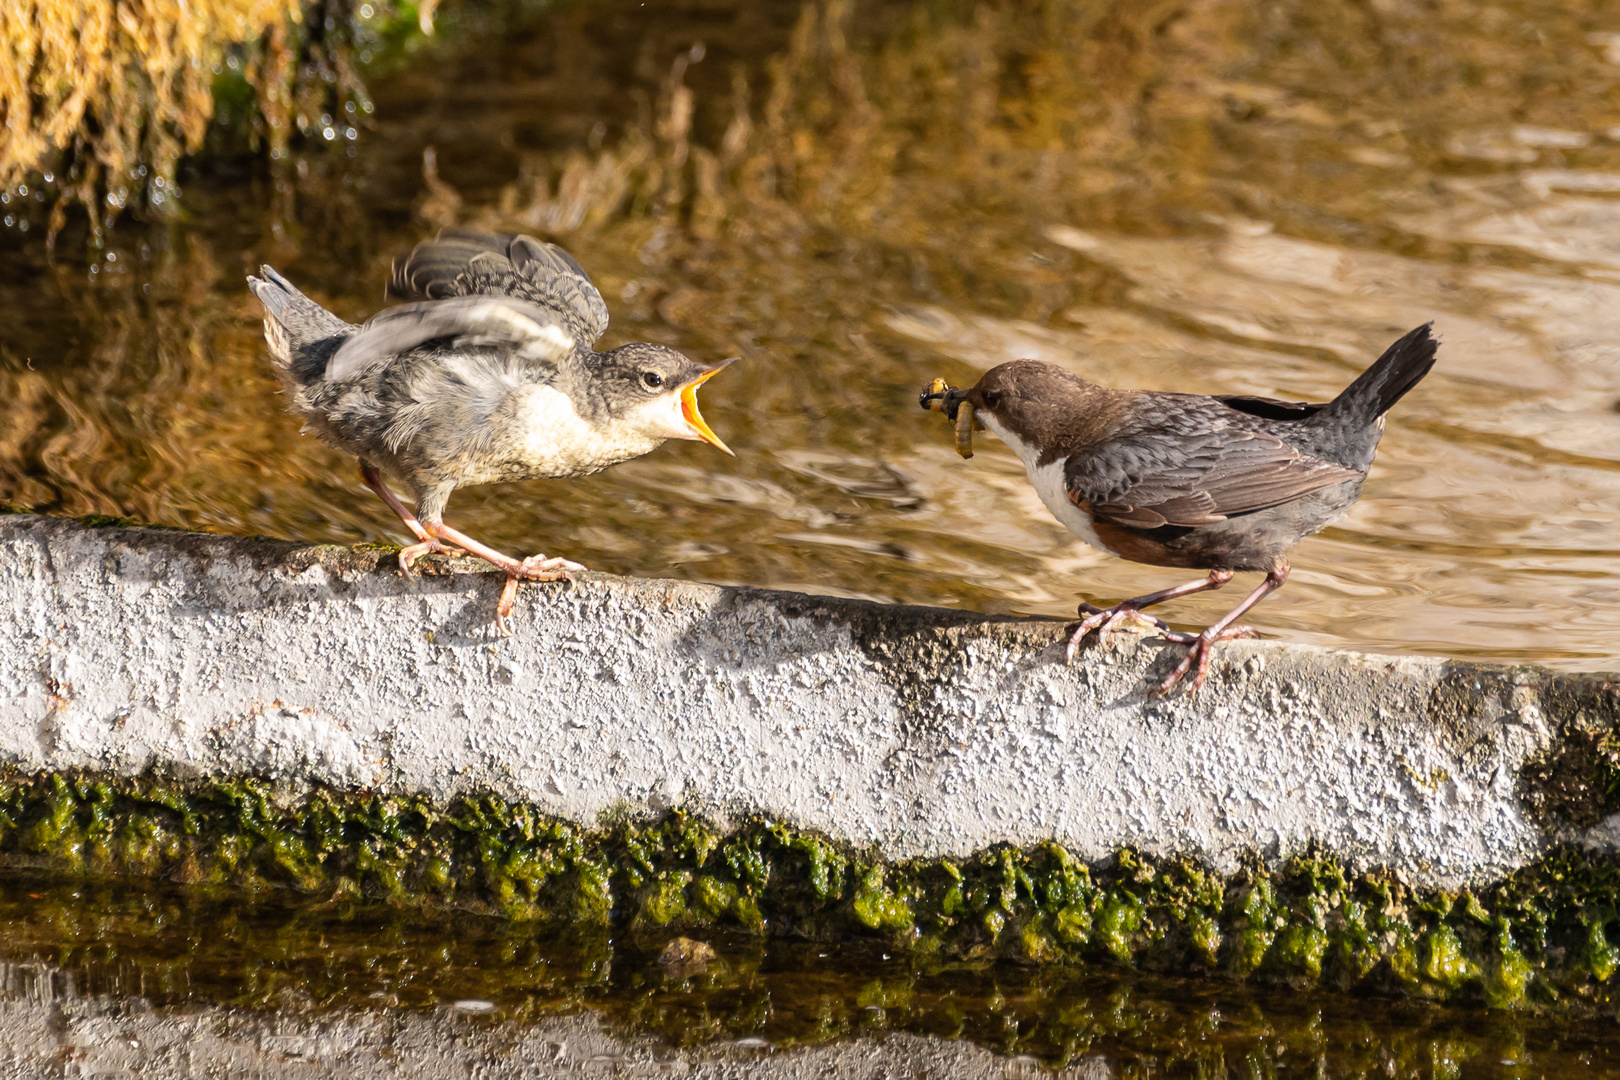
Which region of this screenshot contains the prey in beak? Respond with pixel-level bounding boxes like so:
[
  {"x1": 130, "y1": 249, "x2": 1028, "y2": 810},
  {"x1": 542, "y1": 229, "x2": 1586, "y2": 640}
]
[
  {"x1": 920, "y1": 377, "x2": 982, "y2": 458},
  {"x1": 679, "y1": 357, "x2": 737, "y2": 455}
]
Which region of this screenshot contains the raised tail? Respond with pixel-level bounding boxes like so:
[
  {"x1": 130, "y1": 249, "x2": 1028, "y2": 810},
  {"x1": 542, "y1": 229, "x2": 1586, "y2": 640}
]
[
  {"x1": 246, "y1": 266, "x2": 352, "y2": 385},
  {"x1": 1316, "y1": 322, "x2": 1438, "y2": 426}
]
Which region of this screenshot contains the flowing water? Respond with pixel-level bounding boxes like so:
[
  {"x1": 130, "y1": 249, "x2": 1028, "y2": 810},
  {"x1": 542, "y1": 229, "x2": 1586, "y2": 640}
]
[
  {"x1": 0, "y1": 870, "x2": 1615, "y2": 1077},
  {"x1": 3, "y1": 2, "x2": 1620, "y2": 1070},
  {"x1": 2, "y1": 0, "x2": 1620, "y2": 666}
]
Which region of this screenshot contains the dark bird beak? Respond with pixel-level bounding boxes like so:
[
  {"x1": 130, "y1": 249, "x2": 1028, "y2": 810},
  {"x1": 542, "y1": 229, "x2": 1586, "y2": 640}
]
[{"x1": 680, "y1": 357, "x2": 738, "y2": 456}]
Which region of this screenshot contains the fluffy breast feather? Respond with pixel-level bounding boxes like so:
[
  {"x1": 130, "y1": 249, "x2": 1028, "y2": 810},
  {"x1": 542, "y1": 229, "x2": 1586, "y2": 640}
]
[{"x1": 509, "y1": 385, "x2": 663, "y2": 478}]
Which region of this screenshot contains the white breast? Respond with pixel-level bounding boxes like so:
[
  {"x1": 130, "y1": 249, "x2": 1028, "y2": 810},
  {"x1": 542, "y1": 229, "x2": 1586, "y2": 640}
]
[
  {"x1": 978, "y1": 411, "x2": 1109, "y2": 553},
  {"x1": 515, "y1": 385, "x2": 662, "y2": 477}
]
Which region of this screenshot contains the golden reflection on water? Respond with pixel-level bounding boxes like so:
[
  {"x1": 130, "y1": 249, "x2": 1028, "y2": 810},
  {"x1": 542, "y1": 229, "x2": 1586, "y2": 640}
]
[
  {"x1": 3, "y1": 870, "x2": 1617, "y2": 1074},
  {"x1": 2, "y1": 0, "x2": 1619, "y2": 666}
]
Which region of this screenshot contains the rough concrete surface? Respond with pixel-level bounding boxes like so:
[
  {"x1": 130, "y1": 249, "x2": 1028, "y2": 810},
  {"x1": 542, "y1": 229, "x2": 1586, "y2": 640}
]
[
  {"x1": 0, "y1": 513, "x2": 1615, "y2": 889},
  {"x1": 0, "y1": 961, "x2": 1102, "y2": 1080}
]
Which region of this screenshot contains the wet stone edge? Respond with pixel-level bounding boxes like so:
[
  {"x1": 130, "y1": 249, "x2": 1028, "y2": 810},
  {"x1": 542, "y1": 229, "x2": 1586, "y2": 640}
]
[
  {"x1": 0, "y1": 769, "x2": 1618, "y2": 1016},
  {"x1": 1514, "y1": 673, "x2": 1620, "y2": 830}
]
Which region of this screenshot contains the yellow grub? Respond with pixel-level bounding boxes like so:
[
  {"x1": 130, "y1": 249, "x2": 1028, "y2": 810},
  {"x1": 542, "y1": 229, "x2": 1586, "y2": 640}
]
[{"x1": 954, "y1": 402, "x2": 976, "y2": 459}]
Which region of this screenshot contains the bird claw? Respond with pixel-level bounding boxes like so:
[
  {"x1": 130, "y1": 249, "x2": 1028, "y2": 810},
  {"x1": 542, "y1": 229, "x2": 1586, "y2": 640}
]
[
  {"x1": 1154, "y1": 639, "x2": 1211, "y2": 697},
  {"x1": 1152, "y1": 626, "x2": 1258, "y2": 697},
  {"x1": 515, "y1": 553, "x2": 586, "y2": 581},
  {"x1": 494, "y1": 574, "x2": 526, "y2": 637},
  {"x1": 1065, "y1": 602, "x2": 1172, "y2": 663},
  {"x1": 398, "y1": 537, "x2": 458, "y2": 577},
  {"x1": 489, "y1": 554, "x2": 586, "y2": 635},
  {"x1": 494, "y1": 584, "x2": 518, "y2": 638}
]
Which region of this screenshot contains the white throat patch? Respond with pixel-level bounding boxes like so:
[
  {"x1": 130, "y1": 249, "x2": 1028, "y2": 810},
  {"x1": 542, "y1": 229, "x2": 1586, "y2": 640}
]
[
  {"x1": 623, "y1": 390, "x2": 699, "y2": 444},
  {"x1": 977, "y1": 411, "x2": 1108, "y2": 554}
]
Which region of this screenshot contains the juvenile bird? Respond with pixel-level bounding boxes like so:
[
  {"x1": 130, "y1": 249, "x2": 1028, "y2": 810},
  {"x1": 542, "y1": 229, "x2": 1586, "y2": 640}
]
[
  {"x1": 249, "y1": 228, "x2": 734, "y2": 632},
  {"x1": 921, "y1": 324, "x2": 1438, "y2": 694}
]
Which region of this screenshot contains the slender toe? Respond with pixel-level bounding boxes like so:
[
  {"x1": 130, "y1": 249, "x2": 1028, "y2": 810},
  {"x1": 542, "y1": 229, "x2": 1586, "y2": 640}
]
[
  {"x1": 1155, "y1": 643, "x2": 1202, "y2": 696},
  {"x1": 398, "y1": 538, "x2": 447, "y2": 576},
  {"x1": 1069, "y1": 598, "x2": 1174, "y2": 657},
  {"x1": 494, "y1": 575, "x2": 522, "y2": 636},
  {"x1": 1155, "y1": 625, "x2": 1252, "y2": 696},
  {"x1": 519, "y1": 553, "x2": 586, "y2": 578},
  {"x1": 1064, "y1": 621, "x2": 1091, "y2": 664}
]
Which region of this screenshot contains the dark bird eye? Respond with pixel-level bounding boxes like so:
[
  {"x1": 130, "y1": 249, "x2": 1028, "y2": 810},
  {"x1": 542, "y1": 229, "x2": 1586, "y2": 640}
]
[
  {"x1": 642, "y1": 371, "x2": 663, "y2": 388},
  {"x1": 981, "y1": 390, "x2": 1000, "y2": 408}
]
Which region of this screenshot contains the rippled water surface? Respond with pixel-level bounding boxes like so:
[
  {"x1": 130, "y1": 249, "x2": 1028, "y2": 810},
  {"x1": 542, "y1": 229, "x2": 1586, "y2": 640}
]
[
  {"x1": 0, "y1": 871, "x2": 1616, "y2": 1077},
  {"x1": 3, "y1": 0, "x2": 1620, "y2": 666}
]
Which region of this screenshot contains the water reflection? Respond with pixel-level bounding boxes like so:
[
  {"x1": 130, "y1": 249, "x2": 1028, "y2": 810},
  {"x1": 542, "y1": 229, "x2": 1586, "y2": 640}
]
[
  {"x1": 0, "y1": 871, "x2": 1615, "y2": 1077},
  {"x1": 0, "y1": 0, "x2": 1617, "y2": 665}
]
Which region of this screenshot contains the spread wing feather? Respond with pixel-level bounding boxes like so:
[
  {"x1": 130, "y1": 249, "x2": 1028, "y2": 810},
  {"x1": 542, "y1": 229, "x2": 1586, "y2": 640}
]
[
  {"x1": 386, "y1": 228, "x2": 610, "y2": 343},
  {"x1": 1066, "y1": 426, "x2": 1360, "y2": 529},
  {"x1": 325, "y1": 296, "x2": 575, "y2": 382}
]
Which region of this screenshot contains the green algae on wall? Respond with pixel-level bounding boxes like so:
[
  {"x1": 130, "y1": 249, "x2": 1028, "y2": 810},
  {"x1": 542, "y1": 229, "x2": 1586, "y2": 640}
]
[{"x1": 0, "y1": 769, "x2": 1617, "y2": 1015}]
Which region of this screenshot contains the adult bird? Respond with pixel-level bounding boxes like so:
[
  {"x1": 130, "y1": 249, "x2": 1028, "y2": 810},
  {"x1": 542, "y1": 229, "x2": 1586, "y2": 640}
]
[
  {"x1": 921, "y1": 324, "x2": 1438, "y2": 694},
  {"x1": 249, "y1": 228, "x2": 734, "y2": 632}
]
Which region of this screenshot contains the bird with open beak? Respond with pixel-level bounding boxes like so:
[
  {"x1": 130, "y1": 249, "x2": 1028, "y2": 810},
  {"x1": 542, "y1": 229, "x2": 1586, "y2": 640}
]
[
  {"x1": 249, "y1": 228, "x2": 735, "y2": 633},
  {"x1": 921, "y1": 324, "x2": 1438, "y2": 694}
]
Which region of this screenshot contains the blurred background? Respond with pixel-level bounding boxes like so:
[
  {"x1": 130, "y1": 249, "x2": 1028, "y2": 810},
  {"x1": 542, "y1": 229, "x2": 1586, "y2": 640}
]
[{"x1": 3, "y1": 0, "x2": 1620, "y2": 667}]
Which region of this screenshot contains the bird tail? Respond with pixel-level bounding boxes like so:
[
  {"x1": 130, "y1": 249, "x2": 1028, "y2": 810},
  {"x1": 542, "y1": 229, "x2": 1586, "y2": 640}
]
[
  {"x1": 247, "y1": 266, "x2": 351, "y2": 385},
  {"x1": 1315, "y1": 323, "x2": 1438, "y2": 426}
]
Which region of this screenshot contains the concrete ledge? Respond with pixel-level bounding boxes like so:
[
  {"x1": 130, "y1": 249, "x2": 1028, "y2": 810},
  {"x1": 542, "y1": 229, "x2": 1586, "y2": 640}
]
[
  {"x1": 7, "y1": 513, "x2": 1620, "y2": 1010},
  {"x1": 2, "y1": 513, "x2": 1616, "y2": 889}
]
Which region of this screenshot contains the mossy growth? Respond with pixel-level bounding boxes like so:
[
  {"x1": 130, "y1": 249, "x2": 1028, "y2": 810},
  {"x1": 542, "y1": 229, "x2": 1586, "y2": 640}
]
[
  {"x1": 1516, "y1": 677, "x2": 1620, "y2": 829},
  {"x1": 1, "y1": 769, "x2": 1618, "y2": 1014},
  {"x1": 0, "y1": 507, "x2": 191, "y2": 533},
  {"x1": 1, "y1": 0, "x2": 444, "y2": 244}
]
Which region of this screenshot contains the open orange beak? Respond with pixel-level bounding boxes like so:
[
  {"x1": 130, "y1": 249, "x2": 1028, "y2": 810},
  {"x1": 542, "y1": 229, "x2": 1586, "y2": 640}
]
[{"x1": 679, "y1": 358, "x2": 736, "y2": 456}]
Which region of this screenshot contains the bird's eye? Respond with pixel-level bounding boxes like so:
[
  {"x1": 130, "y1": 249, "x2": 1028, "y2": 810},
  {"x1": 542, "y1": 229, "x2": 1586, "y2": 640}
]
[
  {"x1": 981, "y1": 390, "x2": 1000, "y2": 408},
  {"x1": 642, "y1": 371, "x2": 663, "y2": 389}
]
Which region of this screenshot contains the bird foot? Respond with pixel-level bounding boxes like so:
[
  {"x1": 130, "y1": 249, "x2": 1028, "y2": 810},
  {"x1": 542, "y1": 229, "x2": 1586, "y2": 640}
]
[
  {"x1": 1066, "y1": 601, "x2": 1173, "y2": 663},
  {"x1": 514, "y1": 553, "x2": 586, "y2": 580},
  {"x1": 1152, "y1": 625, "x2": 1260, "y2": 697},
  {"x1": 491, "y1": 554, "x2": 588, "y2": 636},
  {"x1": 398, "y1": 537, "x2": 465, "y2": 576}
]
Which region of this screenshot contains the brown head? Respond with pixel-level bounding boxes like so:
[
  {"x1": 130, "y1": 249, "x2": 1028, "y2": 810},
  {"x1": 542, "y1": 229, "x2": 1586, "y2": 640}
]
[{"x1": 942, "y1": 360, "x2": 1128, "y2": 464}]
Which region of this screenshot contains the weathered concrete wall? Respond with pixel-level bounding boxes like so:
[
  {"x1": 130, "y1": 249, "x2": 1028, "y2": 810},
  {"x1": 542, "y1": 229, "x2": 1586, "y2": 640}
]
[{"x1": 1, "y1": 513, "x2": 1615, "y2": 892}]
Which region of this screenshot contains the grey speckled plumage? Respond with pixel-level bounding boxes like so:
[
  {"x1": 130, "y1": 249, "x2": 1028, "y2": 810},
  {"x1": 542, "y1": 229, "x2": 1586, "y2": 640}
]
[{"x1": 248, "y1": 228, "x2": 734, "y2": 632}]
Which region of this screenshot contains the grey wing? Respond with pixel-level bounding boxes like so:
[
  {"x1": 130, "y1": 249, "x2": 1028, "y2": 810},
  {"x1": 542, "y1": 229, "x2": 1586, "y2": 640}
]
[
  {"x1": 385, "y1": 229, "x2": 507, "y2": 299},
  {"x1": 386, "y1": 228, "x2": 610, "y2": 344},
  {"x1": 325, "y1": 296, "x2": 576, "y2": 382},
  {"x1": 506, "y1": 235, "x2": 610, "y2": 340},
  {"x1": 1066, "y1": 428, "x2": 1361, "y2": 529}
]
